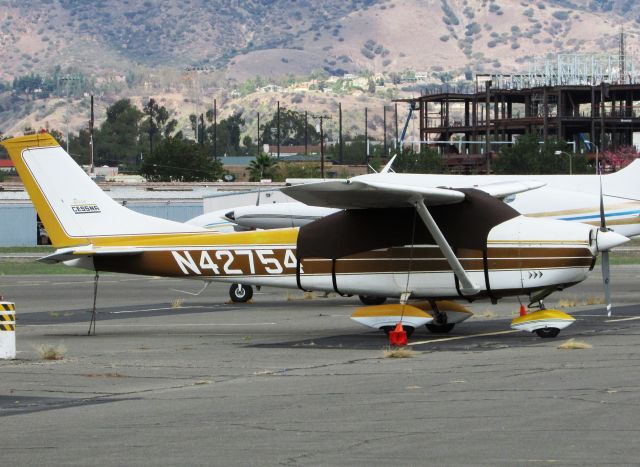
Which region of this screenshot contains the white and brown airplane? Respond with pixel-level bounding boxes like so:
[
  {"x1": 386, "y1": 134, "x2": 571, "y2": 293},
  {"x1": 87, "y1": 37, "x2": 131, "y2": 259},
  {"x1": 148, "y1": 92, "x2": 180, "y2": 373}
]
[{"x1": 1, "y1": 134, "x2": 629, "y2": 338}]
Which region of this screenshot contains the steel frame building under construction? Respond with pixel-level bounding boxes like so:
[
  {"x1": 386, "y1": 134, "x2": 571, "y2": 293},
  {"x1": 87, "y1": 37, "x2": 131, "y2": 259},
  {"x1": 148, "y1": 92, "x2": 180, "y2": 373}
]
[{"x1": 401, "y1": 54, "x2": 640, "y2": 173}]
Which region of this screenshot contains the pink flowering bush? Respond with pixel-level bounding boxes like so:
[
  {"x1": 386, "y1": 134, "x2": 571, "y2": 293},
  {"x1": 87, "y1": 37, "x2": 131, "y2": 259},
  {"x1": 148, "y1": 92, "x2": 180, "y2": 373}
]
[{"x1": 600, "y1": 146, "x2": 640, "y2": 172}]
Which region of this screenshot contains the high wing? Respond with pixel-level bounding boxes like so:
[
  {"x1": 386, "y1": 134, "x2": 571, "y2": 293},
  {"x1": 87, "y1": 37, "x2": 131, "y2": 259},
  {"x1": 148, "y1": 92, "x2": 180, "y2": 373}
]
[
  {"x1": 282, "y1": 177, "x2": 545, "y2": 209},
  {"x1": 282, "y1": 180, "x2": 465, "y2": 209}
]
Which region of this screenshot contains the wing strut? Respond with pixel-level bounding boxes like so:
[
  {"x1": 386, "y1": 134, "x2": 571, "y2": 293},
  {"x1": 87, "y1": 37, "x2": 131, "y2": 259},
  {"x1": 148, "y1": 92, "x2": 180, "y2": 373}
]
[{"x1": 414, "y1": 199, "x2": 481, "y2": 297}]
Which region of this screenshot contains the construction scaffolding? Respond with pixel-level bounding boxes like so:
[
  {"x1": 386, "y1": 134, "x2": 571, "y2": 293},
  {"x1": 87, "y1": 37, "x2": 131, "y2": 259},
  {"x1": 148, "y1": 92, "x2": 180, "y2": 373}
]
[{"x1": 480, "y1": 53, "x2": 640, "y2": 90}]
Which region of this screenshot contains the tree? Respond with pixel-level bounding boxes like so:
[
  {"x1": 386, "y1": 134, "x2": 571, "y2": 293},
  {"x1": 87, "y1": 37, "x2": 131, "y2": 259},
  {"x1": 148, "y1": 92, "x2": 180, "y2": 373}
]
[
  {"x1": 95, "y1": 99, "x2": 144, "y2": 167},
  {"x1": 493, "y1": 134, "x2": 591, "y2": 174},
  {"x1": 393, "y1": 147, "x2": 447, "y2": 173},
  {"x1": 205, "y1": 111, "x2": 244, "y2": 156},
  {"x1": 142, "y1": 98, "x2": 177, "y2": 156},
  {"x1": 248, "y1": 154, "x2": 278, "y2": 181},
  {"x1": 327, "y1": 135, "x2": 386, "y2": 166},
  {"x1": 260, "y1": 109, "x2": 319, "y2": 146},
  {"x1": 67, "y1": 128, "x2": 92, "y2": 165},
  {"x1": 140, "y1": 137, "x2": 223, "y2": 182}
]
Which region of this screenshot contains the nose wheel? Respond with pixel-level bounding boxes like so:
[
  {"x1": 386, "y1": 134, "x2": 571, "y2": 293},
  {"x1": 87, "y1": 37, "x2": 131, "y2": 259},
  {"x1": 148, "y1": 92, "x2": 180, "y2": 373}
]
[
  {"x1": 229, "y1": 283, "x2": 253, "y2": 303},
  {"x1": 534, "y1": 327, "x2": 561, "y2": 338}
]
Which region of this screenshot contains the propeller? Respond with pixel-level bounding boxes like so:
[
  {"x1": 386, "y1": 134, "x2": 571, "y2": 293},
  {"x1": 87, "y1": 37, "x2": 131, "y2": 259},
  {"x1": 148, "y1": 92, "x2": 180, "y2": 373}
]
[
  {"x1": 599, "y1": 174, "x2": 612, "y2": 316},
  {"x1": 595, "y1": 172, "x2": 630, "y2": 316}
]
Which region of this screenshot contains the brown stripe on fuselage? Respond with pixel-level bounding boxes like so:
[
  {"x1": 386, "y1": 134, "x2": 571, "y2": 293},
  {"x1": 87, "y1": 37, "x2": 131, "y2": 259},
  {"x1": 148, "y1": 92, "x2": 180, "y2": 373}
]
[{"x1": 94, "y1": 245, "x2": 593, "y2": 277}]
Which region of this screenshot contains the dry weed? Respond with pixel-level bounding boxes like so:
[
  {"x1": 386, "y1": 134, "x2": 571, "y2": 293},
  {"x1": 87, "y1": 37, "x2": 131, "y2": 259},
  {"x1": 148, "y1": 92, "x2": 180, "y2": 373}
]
[
  {"x1": 558, "y1": 339, "x2": 592, "y2": 350},
  {"x1": 558, "y1": 298, "x2": 578, "y2": 308},
  {"x1": 383, "y1": 347, "x2": 417, "y2": 358},
  {"x1": 584, "y1": 296, "x2": 605, "y2": 305},
  {"x1": 33, "y1": 344, "x2": 66, "y2": 360},
  {"x1": 170, "y1": 298, "x2": 184, "y2": 308},
  {"x1": 478, "y1": 309, "x2": 498, "y2": 319}
]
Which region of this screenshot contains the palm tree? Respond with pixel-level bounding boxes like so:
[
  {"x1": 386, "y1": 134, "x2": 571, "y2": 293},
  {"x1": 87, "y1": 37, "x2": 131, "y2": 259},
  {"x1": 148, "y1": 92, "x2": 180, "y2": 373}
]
[{"x1": 248, "y1": 153, "x2": 277, "y2": 181}]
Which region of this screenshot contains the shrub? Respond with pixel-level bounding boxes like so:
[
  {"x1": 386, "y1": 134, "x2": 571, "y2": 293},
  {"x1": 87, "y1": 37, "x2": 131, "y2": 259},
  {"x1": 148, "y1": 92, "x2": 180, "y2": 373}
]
[{"x1": 552, "y1": 11, "x2": 569, "y2": 20}]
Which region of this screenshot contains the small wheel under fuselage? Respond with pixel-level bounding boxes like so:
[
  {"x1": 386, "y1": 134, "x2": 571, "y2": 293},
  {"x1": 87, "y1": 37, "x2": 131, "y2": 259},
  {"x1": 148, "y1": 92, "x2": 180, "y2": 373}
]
[
  {"x1": 358, "y1": 295, "x2": 387, "y2": 306},
  {"x1": 426, "y1": 322, "x2": 456, "y2": 334},
  {"x1": 229, "y1": 283, "x2": 253, "y2": 303}
]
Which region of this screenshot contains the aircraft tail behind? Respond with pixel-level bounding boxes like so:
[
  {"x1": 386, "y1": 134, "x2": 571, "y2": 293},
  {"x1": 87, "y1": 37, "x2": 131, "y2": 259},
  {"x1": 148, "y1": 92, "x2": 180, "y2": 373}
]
[
  {"x1": 605, "y1": 159, "x2": 640, "y2": 200},
  {"x1": 1, "y1": 134, "x2": 206, "y2": 248}
]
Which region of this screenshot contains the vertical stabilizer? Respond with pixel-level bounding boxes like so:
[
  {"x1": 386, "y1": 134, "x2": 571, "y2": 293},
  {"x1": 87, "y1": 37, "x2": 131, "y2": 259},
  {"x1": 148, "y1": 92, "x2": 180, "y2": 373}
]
[{"x1": 1, "y1": 134, "x2": 206, "y2": 248}]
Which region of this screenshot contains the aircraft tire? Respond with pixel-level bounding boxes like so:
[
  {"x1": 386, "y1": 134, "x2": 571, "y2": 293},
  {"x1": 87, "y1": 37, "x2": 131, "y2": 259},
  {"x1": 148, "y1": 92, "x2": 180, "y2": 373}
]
[
  {"x1": 229, "y1": 284, "x2": 253, "y2": 303},
  {"x1": 358, "y1": 295, "x2": 387, "y2": 306},
  {"x1": 426, "y1": 323, "x2": 456, "y2": 334},
  {"x1": 534, "y1": 327, "x2": 560, "y2": 338}
]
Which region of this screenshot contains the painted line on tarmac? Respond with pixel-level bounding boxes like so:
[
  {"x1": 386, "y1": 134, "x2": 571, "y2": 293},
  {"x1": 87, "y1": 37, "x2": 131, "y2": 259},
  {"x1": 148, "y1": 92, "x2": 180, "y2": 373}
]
[
  {"x1": 408, "y1": 329, "x2": 519, "y2": 346},
  {"x1": 108, "y1": 305, "x2": 210, "y2": 314},
  {"x1": 28, "y1": 322, "x2": 278, "y2": 327},
  {"x1": 605, "y1": 316, "x2": 640, "y2": 323}
]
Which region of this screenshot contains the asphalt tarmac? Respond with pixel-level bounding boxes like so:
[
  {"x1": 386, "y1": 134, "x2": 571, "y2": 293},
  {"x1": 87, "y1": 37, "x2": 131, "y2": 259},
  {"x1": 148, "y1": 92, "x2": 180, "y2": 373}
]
[{"x1": 1, "y1": 268, "x2": 640, "y2": 466}]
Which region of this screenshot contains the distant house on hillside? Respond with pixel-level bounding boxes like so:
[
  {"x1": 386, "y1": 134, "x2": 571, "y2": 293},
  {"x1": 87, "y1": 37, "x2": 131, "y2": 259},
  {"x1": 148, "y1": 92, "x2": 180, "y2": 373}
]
[{"x1": 258, "y1": 84, "x2": 283, "y2": 93}]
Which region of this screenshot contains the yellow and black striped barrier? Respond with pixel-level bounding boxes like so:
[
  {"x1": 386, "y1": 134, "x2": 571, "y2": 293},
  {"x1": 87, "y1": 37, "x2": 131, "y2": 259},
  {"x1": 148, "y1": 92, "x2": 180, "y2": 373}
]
[{"x1": 0, "y1": 302, "x2": 16, "y2": 359}]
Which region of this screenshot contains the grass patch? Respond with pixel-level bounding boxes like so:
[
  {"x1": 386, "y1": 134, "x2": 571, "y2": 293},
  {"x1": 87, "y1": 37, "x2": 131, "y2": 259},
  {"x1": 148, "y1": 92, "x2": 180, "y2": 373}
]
[
  {"x1": 33, "y1": 343, "x2": 66, "y2": 360},
  {"x1": 0, "y1": 246, "x2": 55, "y2": 253},
  {"x1": 608, "y1": 255, "x2": 640, "y2": 265},
  {"x1": 558, "y1": 338, "x2": 592, "y2": 350},
  {"x1": 383, "y1": 346, "x2": 417, "y2": 358},
  {"x1": 0, "y1": 261, "x2": 93, "y2": 275}
]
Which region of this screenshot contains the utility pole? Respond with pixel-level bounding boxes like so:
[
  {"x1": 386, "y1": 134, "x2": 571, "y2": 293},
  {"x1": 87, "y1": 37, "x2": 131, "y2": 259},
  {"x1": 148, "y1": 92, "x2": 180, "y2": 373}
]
[
  {"x1": 199, "y1": 113, "x2": 204, "y2": 146},
  {"x1": 213, "y1": 98, "x2": 217, "y2": 160},
  {"x1": 394, "y1": 103, "x2": 399, "y2": 153},
  {"x1": 312, "y1": 114, "x2": 331, "y2": 178},
  {"x1": 364, "y1": 107, "x2": 368, "y2": 166},
  {"x1": 257, "y1": 112, "x2": 260, "y2": 157},
  {"x1": 304, "y1": 110, "x2": 308, "y2": 156},
  {"x1": 89, "y1": 94, "x2": 94, "y2": 176},
  {"x1": 383, "y1": 105, "x2": 387, "y2": 157},
  {"x1": 277, "y1": 101, "x2": 280, "y2": 159},
  {"x1": 339, "y1": 103, "x2": 343, "y2": 164}
]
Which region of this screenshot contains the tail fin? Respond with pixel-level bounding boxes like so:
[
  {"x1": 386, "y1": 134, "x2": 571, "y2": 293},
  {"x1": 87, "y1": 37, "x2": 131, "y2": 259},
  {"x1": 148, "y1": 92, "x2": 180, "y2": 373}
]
[
  {"x1": 606, "y1": 159, "x2": 640, "y2": 200},
  {"x1": 1, "y1": 133, "x2": 205, "y2": 248}
]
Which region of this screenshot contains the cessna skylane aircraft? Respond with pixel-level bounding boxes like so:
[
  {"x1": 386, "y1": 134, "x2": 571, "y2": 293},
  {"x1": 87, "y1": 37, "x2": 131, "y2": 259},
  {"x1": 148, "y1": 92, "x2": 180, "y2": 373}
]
[{"x1": 2, "y1": 133, "x2": 629, "y2": 338}]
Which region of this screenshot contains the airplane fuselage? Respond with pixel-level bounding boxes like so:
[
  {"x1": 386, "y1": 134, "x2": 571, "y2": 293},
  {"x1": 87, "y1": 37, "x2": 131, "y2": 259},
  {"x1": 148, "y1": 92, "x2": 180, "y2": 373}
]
[{"x1": 90, "y1": 216, "x2": 597, "y2": 301}]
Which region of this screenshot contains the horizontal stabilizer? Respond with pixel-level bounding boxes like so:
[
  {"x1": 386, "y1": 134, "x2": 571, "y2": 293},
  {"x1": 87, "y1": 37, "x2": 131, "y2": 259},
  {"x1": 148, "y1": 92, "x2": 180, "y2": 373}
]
[{"x1": 39, "y1": 246, "x2": 144, "y2": 263}]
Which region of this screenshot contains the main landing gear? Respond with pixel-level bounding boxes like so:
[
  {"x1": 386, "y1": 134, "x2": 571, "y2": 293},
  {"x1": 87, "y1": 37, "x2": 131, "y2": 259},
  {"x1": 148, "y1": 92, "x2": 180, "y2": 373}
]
[
  {"x1": 425, "y1": 300, "x2": 456, "y2": 334},
  {"x1": 229, "y1": 283, "x2": 253, "y2": 303}
]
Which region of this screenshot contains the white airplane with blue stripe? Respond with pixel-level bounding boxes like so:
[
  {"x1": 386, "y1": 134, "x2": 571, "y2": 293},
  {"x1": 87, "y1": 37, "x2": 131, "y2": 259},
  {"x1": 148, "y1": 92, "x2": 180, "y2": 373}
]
[{"x1": 192, "y1": 160, "x2": 640, "y2": 240}]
